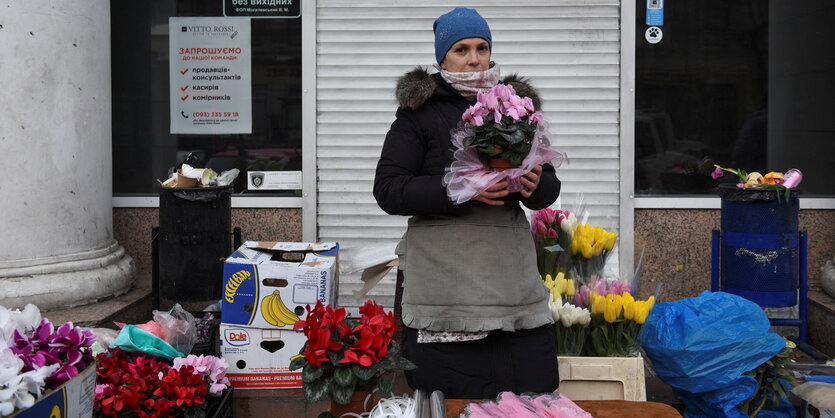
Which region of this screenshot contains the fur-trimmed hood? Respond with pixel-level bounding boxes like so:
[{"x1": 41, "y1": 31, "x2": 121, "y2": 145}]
[{"x1": 395, "y1": 66, "x2": 542, "y2": 111}]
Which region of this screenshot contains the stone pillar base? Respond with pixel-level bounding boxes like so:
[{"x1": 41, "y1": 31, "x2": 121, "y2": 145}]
[{"x1": 0, "y1": 241, "x2": 135, "y2": 310}]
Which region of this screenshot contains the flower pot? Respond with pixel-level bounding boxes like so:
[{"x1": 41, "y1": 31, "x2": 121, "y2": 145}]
[
  {"x1": 486, "y1": 158, "x2": 518, "y2": 171},
  {"x1": 330, "y1": 391, "x2": 376, "y2": 416}
]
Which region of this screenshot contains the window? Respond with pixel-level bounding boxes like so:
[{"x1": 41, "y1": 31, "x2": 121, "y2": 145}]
[
  {"x1": 635, "y1": 1, "x2": 835, "y2": 197},
  {"x1": 111, "y1": 1, "x2": 302, "y2": 196}
]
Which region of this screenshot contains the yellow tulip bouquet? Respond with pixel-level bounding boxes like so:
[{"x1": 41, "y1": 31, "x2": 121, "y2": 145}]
[
  {"x1": 570, "y1": 223, "x2": 617, "y2": 281},
  {"x1": 585, "y1": 290, "x2": 655, "y2": 357},
  {"x1": 543, "y1": 273, "x2": 591, "y2": 356}
]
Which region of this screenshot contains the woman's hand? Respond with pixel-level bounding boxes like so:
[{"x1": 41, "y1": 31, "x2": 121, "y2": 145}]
[
  {"x1": 472, "y1": 181, "x2": 509, "y2": 206},
  {"x1": 520, "y1": 165, "x2": 543, "y2": 198}
]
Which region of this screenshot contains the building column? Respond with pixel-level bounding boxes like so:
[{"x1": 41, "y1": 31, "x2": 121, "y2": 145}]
[{"x1": 0, "y1": 0, "x2": 134, "y2": 310}]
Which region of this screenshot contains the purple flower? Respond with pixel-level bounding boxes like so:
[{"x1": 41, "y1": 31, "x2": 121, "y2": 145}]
[
  {"x1": 47, "y1": 364, "x2": 80, "y2": 387},
  {"x1": 48, "y1": 322, "x2": 95, "y2": 356},
  {"x1": 711, "y1": 167, "x2": 724, "y2": 180},
  {"x1": 575, "y1": 285, "x2": 591, "y2": 308}
]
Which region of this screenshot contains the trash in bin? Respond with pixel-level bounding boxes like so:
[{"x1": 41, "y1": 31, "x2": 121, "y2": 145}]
[{"x1": 157, "y1": 164, "x2": 239, "y2": 188}]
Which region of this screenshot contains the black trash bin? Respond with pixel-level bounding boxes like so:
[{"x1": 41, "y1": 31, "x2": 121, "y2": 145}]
[{"x1": 157, "y1": 185, "x2": 233, "y2": 311}]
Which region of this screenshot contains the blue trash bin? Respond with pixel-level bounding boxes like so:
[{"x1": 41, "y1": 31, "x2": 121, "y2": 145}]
[{"x1": 717, "y1": 184, "x2": 799, "y2": 307}]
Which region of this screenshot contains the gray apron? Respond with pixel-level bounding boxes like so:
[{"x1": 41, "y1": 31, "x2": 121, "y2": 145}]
[{"x1": 397, "y1": 203, "x2": 553, "y2": 332}]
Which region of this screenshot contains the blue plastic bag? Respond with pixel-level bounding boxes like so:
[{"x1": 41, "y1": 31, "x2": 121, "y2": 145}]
[{"x1": 640, "y1": 291, "x2": 792, "y2": 417}]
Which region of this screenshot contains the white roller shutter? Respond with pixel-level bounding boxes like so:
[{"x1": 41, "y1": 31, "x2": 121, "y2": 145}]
[{"x1": 316, "y1": 1, "x2": 622, "y2": 310}]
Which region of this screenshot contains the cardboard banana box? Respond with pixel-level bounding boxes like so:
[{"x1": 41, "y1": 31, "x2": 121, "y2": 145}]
[
  {"x1": 221, "y1": 241, "x2": 339, "y2": 330},
  {"x1": 220, "y1": 324, "x2": 306, "y2": 389}
]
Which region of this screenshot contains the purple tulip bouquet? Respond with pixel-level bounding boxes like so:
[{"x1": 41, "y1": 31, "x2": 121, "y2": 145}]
[{"x1": 1, "y1": 304, "x2": 96, "y2": 416}]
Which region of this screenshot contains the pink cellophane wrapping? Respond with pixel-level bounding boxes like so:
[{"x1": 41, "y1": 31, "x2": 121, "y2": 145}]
[
  {"x1": 462, "y1": 391, "x2": 592, "y2": 418},
  {"x1": 443, "y1": 119, "x2": 566, "y2": 204}
]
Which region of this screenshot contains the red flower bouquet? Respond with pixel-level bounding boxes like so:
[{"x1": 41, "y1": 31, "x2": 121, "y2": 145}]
[
  {"x1": 289, "y1": 300, "x2": 416, "y2": 405},
  {"x1": 94, "y1": 348, "x2": 230, "y2": 417}
]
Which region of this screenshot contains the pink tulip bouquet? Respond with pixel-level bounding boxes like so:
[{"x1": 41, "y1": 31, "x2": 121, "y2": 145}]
[
  {"x1": 530, "y1": 208, "x2": 577, "y2": 279},
  {"x1": 443, "y1": 83, "x2": 565, "y2": 204}
]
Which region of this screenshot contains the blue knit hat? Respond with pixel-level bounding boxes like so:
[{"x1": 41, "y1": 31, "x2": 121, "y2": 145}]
[{"x1": 433, "y1": 8, "x2": 492, "y2": 65}]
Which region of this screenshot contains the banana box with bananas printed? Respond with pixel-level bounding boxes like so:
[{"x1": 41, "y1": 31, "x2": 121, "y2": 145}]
[{"x1": 221, "y1": 241, "x2": 339, "y2": 329}]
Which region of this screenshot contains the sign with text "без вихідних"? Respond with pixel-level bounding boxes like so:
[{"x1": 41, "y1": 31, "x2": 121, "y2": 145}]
[{"x1": 223, "y1": 0, "x2": 301, "y2": 18}]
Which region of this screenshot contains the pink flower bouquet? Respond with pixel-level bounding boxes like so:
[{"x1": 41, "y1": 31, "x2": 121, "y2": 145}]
[{"x1": 443, "y1": 83, "x2": 566, "y2": 204}]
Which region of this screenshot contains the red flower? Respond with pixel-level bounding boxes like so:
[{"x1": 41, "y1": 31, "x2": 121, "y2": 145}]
[
  {"x1": 336, "y1": 301, "x2": 397, "y2": 367},
  {"x1": 94, "y1": 348, "x2": 219, "y2": 417}
]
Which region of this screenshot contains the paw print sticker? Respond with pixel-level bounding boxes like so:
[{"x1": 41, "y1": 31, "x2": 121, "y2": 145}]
[{"x1": 645, "y1": 26, "x2": 663, "y2": 44}]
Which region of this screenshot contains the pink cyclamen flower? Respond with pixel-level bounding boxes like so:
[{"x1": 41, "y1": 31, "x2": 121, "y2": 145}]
[
  {"x1": 173, "y1": 354, "x2": 230, "y2": 396},
  {"x1": 492, "y1": 83, "x2": 515, "y2": 103},
  {"x1": 503, "y1": 96, "x2": 528, "y2": 122},
  {"x1": 528, "y1": 112, "x2": 544, "y2": 124},
  {"x1": 477, "y1": 89, "x2": 499, "y2": 112},
  {"x1": 523, "y1": 97, "x2": 535, "y2": 113},
  {"x1": 463, "y1": 105, "x2": 487, "y2": 127},
  {"x1": 711, "y1": 167, "x2": 724, "y2": 180}
]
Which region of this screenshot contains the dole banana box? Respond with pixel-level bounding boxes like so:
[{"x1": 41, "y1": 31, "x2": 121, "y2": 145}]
[
  {"x1": 220, "y1": 324, "x2": 306, "y2": 389},
  {"x1": 222, "y1": 241, "x2": 339, "y2": 329}
]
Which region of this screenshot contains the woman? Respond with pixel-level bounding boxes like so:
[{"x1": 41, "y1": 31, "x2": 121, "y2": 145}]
[{"x1": 373, "y1": 8, "x2": 560, "y2": 399}]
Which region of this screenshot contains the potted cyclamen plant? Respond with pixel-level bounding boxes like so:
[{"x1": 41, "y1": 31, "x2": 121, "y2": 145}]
[
  {"x1": 461, "y1": 84, "x2": 543, "y2": 169},
  {"x1": 289, "y1": 300, "x2": 416, "y2": 416},
  {"x1": 1, "y1": 304, "x2": 96, "y2": 416},
  {"x1": 443, "y1": 83, "x2": 565, "y2": 204},
  {"x1": 94, "y1": 349, "x2": 232, "y2": 418}
]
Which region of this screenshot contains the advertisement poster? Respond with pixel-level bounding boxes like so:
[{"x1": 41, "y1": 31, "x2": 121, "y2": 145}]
[{"x1": 169, "y1": 17, "x2": 252, "y2": 134}]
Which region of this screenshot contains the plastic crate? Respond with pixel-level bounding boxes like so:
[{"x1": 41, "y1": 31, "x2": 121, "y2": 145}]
[
  {"x1": 209, "y1": 387, "x2": 234, "y2": 418},
  {"x1": 557, "y1": 356, "x2": 646, "y2": 401}
]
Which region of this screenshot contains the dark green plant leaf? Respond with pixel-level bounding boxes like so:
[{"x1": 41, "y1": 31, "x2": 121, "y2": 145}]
[
  {"x1": 328, "y1": 350, "x2": 344, "y2": 365},
  {"x1": 303, "y1": 364, "x2": 324, "y2": 383},
  {"x1": 397, "y1": 357, "x2": 418, "y2": 370},
  {"x1": 511, "y1": 130, "x2": 526, "y2": 144},
  {"x1": 318, "y1": 413, "x2": 337, "y2": 418},
  {"x1": 377, "y1": 355, "x2": 395, "y2": 370},
  {"x1": 333, "y1": 366, "x2": 356, "y2": 387},
  {"x1": 330, "y1": 379, "x2": 357, "y2": 405},
  {"x1": 289, "y1": 356, "x2": 307, "y2": 371},
  {"x1": 304, "y1": 377, "x2": 331, "y2": 402},
  {"x1": 378, "y1": 376, "x2": 394, "y2": 395},
  {"x1": 498, "y1": 131, "x2": 516, "y2": 143},
  {"x1": 352, "y1": 364, "x2": 377, "y2": 381},
  {"x1": 494, "y1": 124, "x2": 517, "y2": 133},
  {"x1": 387, "y1": 342, "x2": 401, "y2": 357}
]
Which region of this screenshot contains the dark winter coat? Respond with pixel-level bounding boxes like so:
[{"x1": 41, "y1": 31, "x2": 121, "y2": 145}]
[{"x1": 373, "y1": 67, "x2": 561, "y2": 216}]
